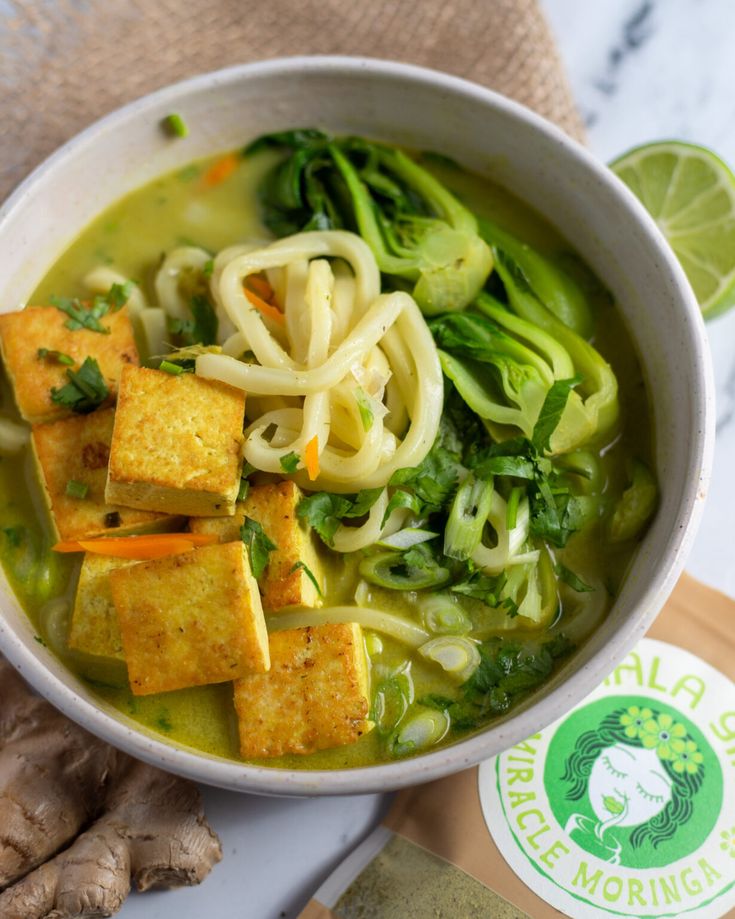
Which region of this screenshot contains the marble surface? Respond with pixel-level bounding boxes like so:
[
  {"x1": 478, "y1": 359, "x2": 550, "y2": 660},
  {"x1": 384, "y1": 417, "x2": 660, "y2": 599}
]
[{"x1": 80, "y1": 3, "x2": 735, "y2": 916}]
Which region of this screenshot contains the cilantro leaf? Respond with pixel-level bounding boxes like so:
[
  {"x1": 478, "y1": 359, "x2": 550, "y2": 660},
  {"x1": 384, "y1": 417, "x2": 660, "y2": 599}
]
[
  {"x1": 50, "y1": 357, "x2": 109, "y2": 414},
  {"x1": 532, "y1": 375, "x2": 582, "y2": 453},
  {"x1": 167, "y1": 294, "x2": 218, "y2": 346},
  {"x1": 37, "y1": 348, "x2": 74, "y2": 366},
  {"x1": 450, "y1": 568, "x2": 507, "y2": 606},
  {"x1": 50, "y1": 282, "x2": 132, "y2": 334},
  {"x1": 289, "y1": 560, "x2": 323, "y2": 596},
  {"x1": 240, "y1": 517, "x2": 277, "y2": 579},
  {"x1": 555, "y1": 562, "x2": 594, "y2": 593},
  {"x1": 297, "y1": 489, "x2": 382, "y2": 546},
  {"x1": 446, "y1": 635, "x2": 574, "y2": 729}
]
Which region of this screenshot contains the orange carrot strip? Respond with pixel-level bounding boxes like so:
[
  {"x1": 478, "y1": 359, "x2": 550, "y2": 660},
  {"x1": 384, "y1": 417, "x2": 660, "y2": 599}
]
[
  {"x1": 245, "y1": 289, "x2": 286, "y2": 326},
  {"x1": 246, "y1": 274, "x2": 275, "y2": 302},
  {"x1": 304, "y1": 435, "x2": 320, "y2": 481},
  {"x1": 202, "y1": 153, "x2": 239, "y2": 188},
  {"x1": 53, "y1": 532, "x2": 218, "y2": 559}
]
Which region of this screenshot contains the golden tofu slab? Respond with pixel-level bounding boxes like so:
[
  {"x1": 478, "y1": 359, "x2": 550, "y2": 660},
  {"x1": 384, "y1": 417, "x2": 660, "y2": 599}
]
[
  {"x1": 234, "y1": 623, "x2": 372, "y2": 758},
  {"x1": 110, "y1": 541, "x2": 269, "y2": 696},
  {"x1": 106, "y1": 366, "x2": 246, "y2": 517},
  {"x1": 31, "y1": 407, "x2": 177, "y2": 541},
  {"x1": 189, "y1": 480, "x2": 324, "y2": 611},
  {"x1": 0, "y1": 305, "x2": 139, "y2": 423},
  {"x1": 69, "y1": 554, "x2": 135, "y2": 660}
]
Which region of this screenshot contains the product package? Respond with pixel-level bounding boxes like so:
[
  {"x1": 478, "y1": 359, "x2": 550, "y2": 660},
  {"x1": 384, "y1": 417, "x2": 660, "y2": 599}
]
[{"x1": 300, "y1": 575, "x2": 735, "y2": 919}]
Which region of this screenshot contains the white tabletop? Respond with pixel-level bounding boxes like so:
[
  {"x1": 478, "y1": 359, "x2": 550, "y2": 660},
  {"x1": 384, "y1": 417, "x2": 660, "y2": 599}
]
[{"x1": 122, "y1": 2, "x2": 735, "y2": 915}]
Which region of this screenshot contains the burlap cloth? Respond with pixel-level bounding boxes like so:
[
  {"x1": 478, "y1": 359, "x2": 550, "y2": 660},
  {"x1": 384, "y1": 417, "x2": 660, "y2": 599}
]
[{"x1": 0, "y1": 0, "x2": 583, "y2": 205}]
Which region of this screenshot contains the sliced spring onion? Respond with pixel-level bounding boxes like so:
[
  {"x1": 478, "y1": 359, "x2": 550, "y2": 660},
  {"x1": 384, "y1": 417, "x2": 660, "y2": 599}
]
[
  {"x1": 0, "y1": 417, "x2": 30, "y2": 454},
  {"x1": 159, "y1": 360, "x2": 185, "y2": 375},
  {"x1": 65, "y1": 479, "x2": 89, "y2": 499},
  {"x1": 419, "y1": 637, "x2": 481, "y2": 682},
  {"x1": 444, "y1": 474, "x2": 494, "y2": 560},
  {"x1": 506, "y1": 486, "x2": 523, "y2": 530},
  {"x1": 421, "y1": 594, "x2": 472, "y2": 635},
  {"x1": 376, "y1": 527, "x2": 439, "y2": 551},
  {"x1": 389, "y1": 708, "x2": 449, "y2": 757},
  {"x1": 354, "y1": 385, "x2": 374, "y2": 432},
  {"x1": 359, "y1": 551, "x2": 451, "y2": 591},
  {"x1": 266, "y1": 605, "x2": 430, "y2": 649}
]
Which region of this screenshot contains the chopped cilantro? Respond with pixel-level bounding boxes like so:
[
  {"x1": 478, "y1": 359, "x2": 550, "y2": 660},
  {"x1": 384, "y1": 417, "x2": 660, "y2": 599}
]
[
  {"x1": 434, "y1": 635, "x2": 574, "y2": 730},
  {"x1": 237, "y1": 477, "x2": 250, "y2": 502},
  {"x1": 65, "y1": 479, "x2": 89, "y2": 499},
  {"x1": 279, "y1": 451, "x2": 300, "y2": 474},
  {"x1": 167, "y1": 294, "x2": 218, "y2": 346},
  {"x1": 51, "y1": 282, "x2": 132, "y2": 333},
  {"x1": 37, "y1": 348, "x2": 74, "y2": 366},
  {"x1": 240, "y1": 517, "x2": 277, "y2": 579},
  {"x1": 50, "y1": 357, "x2": 108, "y2": 414},
  {"x1": 203, "y1": 258, "x2": 214, "y2": 278},
  {"x1": 555, "y1": 562, "x2": 594, "y2": 593},
  {"x1": 289, "y1": 560, "x2": 323, "y2": 596},
  {"x1": 532, "y1": 375, "x2": 582, "y2": 454},
  {"x1": 297, "y1": 489, "x2": 382, "y2": 546}
]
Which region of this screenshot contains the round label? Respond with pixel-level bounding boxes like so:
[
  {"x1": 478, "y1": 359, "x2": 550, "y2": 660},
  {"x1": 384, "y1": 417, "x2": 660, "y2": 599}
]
[{"x1": 479, "y1": 639, "x2": 735, "y2": 918}]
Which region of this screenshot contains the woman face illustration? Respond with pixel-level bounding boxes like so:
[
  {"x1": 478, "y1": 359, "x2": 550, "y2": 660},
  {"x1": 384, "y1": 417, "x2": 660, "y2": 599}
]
[{"x1": 587, "y1": 742, "x2": 673, "y2": 827}]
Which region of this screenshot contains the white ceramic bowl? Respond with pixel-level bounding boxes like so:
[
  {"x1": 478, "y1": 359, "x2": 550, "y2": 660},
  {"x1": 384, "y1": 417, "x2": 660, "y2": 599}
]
[{"x1": 0, "y1": 57, "x2": 714, "y2": 795}]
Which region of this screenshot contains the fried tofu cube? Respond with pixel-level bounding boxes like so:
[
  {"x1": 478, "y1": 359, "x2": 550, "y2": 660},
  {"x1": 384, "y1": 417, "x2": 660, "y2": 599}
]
[
  {"x1": 69, "y1": 554, "x2": 135, "y2": 660},
  {"x1": 105, "y1": 366, "x2": 246, "y2": 517},
  {"x1": 0, "y1": 305, "x2": 139, "y2": 423},
  {"x1": 189, "y1": 481, "x2": 323, "y2": 611},
  {"x1": 110, "y1": 541, "x2": 269, "y2": 696},
  {"x1": 31, "y1": 407, "x2": 177, "y2": 541},
  {"x1": 233, "y1": 623, "x2": 372, "y2": 758}
]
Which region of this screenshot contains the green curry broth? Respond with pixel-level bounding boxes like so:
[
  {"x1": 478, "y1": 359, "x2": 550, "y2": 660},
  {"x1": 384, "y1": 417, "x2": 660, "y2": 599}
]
[{"x1": 0, "y1": 149, "x2": 653, "y2": 769}]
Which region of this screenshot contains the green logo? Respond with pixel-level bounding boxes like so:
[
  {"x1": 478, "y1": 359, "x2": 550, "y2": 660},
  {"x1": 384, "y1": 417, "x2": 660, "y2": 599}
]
[
  {"x1": 545, "y1": 695, "x2": 722, "y2": 868},
  {"x1": 479, "y1": 638, "x2": 735, "y2": 918}
]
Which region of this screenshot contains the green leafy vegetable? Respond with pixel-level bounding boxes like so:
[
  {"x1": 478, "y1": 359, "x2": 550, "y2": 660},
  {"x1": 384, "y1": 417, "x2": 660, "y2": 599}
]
[
  {"x1": 531, "y1": 375, "x2": 582, "y2": 453},
  {"x1": 167, "y1": 294, "x2": 218, "y2": 346},
  {"x1": 297, "y1": 488, "x2": 383, "y2": 546},
  {"x1": 240, "y1": 517, "x2": 277, "y2": 579},
  {"x1": 50, "y1": 357, "x2": 109, "y2": 414},
  {"x1": 51, "y1": 282, "x2": 132, "y2": 333},
  {"x1": 429, "y1": 634, "x2": 574, "y2": 730},
  {"x1": 478, "y1": 219, "x2": 593, "y2": 337},
  {"x1": 246, "y1": 130, "x2": 493, "y2": 314},
  {"x1": 555, "y1": 562, "x2": 594, "y2": 593}
]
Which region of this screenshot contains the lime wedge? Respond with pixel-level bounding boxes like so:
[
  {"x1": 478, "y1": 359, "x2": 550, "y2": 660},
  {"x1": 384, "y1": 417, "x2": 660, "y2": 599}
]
[{"x1": 610, "y1": 141, "x2": 735, "y2": 318}]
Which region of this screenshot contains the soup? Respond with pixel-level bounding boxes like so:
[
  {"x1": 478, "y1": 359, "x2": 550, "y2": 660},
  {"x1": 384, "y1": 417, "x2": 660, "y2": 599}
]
[{"x1": 0, "y1": 132, "x2": 656, "y2": 769}]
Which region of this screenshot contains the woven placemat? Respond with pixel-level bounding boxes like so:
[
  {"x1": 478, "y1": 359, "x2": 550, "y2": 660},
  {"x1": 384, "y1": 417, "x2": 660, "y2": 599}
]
[{"x1": 0, "y1": 0, "x2": 582, "y2": 203}]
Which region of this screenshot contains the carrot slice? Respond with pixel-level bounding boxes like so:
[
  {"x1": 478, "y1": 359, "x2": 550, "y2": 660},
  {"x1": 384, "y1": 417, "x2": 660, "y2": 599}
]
[
  {"x1": 53, "y1": 532, "x2": 219, "y2": 559},
  {"x1": 304, "y1": 435, "x2": 320, "y2": 481},
  {"x1": 202, "y1": 153, "x2": 239, "y2": 188},
  {"x1": 246, "y1": 274, "x2": 275, "y2": 302},
  {"x1": 245, "y1": 289, "x2": 285, "y2": 326}
]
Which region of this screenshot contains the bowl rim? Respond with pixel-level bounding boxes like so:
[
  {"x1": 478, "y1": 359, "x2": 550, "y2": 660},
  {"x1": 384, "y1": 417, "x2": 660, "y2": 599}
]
[{"x1": 0, "y1": 54, "x2": 715, "y2": 796}]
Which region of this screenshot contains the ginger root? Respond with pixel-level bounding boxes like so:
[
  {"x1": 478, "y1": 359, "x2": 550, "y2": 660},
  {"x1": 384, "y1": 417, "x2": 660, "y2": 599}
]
[{"x1": 0, "y1": 658, "x2": 222, "y2": 918}]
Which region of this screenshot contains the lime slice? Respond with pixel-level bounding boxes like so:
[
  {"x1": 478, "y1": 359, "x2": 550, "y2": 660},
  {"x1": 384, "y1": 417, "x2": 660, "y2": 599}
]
[{"x1": 610, "y1": 141, "x2": 735, "y2": 318}]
